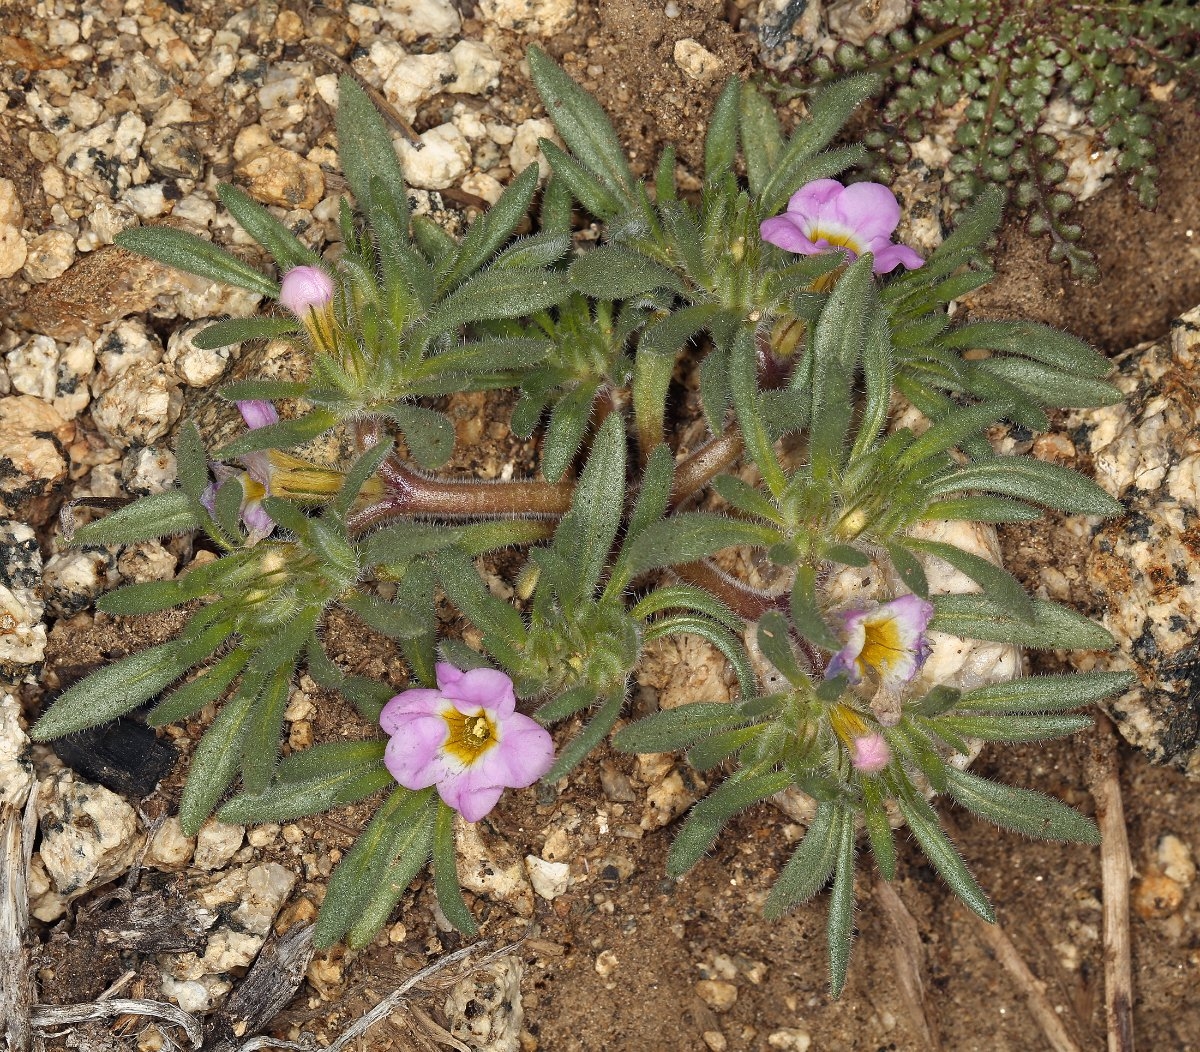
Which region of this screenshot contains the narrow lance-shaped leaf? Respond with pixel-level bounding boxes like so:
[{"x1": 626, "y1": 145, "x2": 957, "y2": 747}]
[
  {"x1": 763, "y1": 802, "x2": 843, "y2": 919},
  {"x1": 178, "y1": 679, "x2": 258, "y2": 835},
  {"x1": 526, "y1": 46, "x2": 636, "y2": 202},
  {"x1": 827, "y1": 811, "x2": 857, "y2": 998},
  {"x1": 569, "y1": 246, "x2": 685, "y2": 300},
  {"x1": 335, "y1": 75, "x2": 409, "y2": 224},
  {"x1": 759, "y1": 74, "x2": 880, "y2": 213},
  {"x1": 193, "y1": 317, "x2": 300, "y2": 350},
  {"x1": 612, "y1": 701, "x2": 753, "y2": 755},
  {"x1": 955, "y1": 670, "x2": 1134, "y2": 713},
  {"x1": 932, "y1": 594, "x2": 1115, "y2": 650},
  {"x1": 943, "y1": 766, "x2": 1101, "y2": 843},
  {"x1": 217, "y1": 184, "x2": 320, "y2": 270},
  {"x1": 704, "y1": 77, "x2": 740, "y2": 180},
  {"x1": 905, "y1": 538, "x2": 1034, "y2": 622},
  {"x1": 32, "y1": 619, "x2": 232, "y2": 739},
  {"x1": 70, "y1": 489, "x2": 203, "y2": 547},
  {"x1": 545, "y1": 690, "x2": 625, "y2": 782},
  {"x1": 436, "y1": 163, "x2": 540, "y2": 293},
  {"x1": 628, "y1": 512, "x2": 781, "y2": 575},
  {"x1": 314, "y1": 787, "x2": 435, "y2": 948},
  {"x1": 668, "y1": 766, "x2": 793, "y2": 877},
  {"x1": 929, "y1": 458, "x2": 1122, "y2": 517},
  {"x1": 897, "y1": 788, "x2": 994, "y2": 923},
  {"x1": 551, "y1": 413, "x2": 626, "y2": 603},
  {"x1": 432, "y1": 802, "x2": 478, "y2": 936},
  {"x1": 115, "y1": 226, "x2": 279, "y2": 297}
]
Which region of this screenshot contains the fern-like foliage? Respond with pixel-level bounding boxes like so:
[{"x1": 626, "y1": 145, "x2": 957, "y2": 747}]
[{"x1": 784, "y1": 0, "x2": 1200, "y2": 279}]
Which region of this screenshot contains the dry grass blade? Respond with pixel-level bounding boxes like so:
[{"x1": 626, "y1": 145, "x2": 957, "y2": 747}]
[
  {"x1": 31, "y1": 998, "x2": 203, "y2": 1048},
  {"x1": 1086, "y1": 713, "x2": 1136, "y2": 1052}
]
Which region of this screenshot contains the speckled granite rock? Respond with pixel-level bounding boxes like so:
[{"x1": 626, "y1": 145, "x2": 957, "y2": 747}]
[
  {"x1": 443, "y1": 955, "x2": 524, "y2": 1052},
  {"x1": 1063, "y1": 306, "x2": 1200, "y2": 776},
  {"x1": 36, "y1": 771, "x2": 145, "y2": 897},
  {"x1": 0, "y1": 396, "x2": 73, "y2": 524},
  {"x1": 0, "y1": 520, "x2": 47, "y2": 684}
]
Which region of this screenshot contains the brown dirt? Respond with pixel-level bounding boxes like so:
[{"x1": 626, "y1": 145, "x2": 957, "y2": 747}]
[{"x1": 19, "y1": 1, "x2": 1200, "y2": 1050}]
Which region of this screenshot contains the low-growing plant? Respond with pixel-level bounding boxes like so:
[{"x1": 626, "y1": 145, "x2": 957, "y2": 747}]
[{"x1": 38, "y1": 51, "x2": 1131, "y2": 994}]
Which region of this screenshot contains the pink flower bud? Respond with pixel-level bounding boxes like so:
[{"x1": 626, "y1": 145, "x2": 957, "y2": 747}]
[
  {"x1": 278, "y1": 265, "x2": 334, "y2": 317},
  {"x1": 851, "y1": 733, "x2": 891, "y2": 773}
]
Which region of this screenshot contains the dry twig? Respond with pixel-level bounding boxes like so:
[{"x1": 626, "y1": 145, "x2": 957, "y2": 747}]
[
  {"x1": 963, "y1": 903, "x2": 1083, "y2": 1052},
  {"x1": 1085, "y1": 713, "x2": 1136, "y2": 1052},
  {"x1": 0, "y1": 793, "x2": 39, "y2": 1052},
  {"x1": 874, "y1": 877, "x2": 942, "y2": 1051}
]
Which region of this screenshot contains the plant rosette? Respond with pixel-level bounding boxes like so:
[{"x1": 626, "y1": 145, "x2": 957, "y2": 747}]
[{"x1": 750, "y1": 513, "x2": 1019, "y2": 827}]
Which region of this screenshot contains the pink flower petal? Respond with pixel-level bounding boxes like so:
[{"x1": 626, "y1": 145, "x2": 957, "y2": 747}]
[
  {"x1": 241, "y1": 500, "x2": 275, "y2": 543},
  {"x1": 384, "y1": 712, "x2": 450, "y2": 789},
  {"x1": 761, "y1": 216, "x2": 826, "y2": 255},
  {"x1": 379, "y1": 688, "x2": 445, "y2": 733},
  {"x1": 870, "y1": 242, "x2": 925, "y2": 274},
  {"x1": 237, "y1": 400, "x2": 279, "y2": 431},
  {"x1": 786, "y1": 178, "x2": 844, "y2": 217},
  {"x1": 443, "y1": 666, "x2": 517, "y2": 715},
  {"x1": 475, "y1": 714, "x2": 555, "y2": 788},
  {"x1": 833, "y1": 182, "x2": 902, "y2": 241},
  {"x1": 440, "y1": 767, "x2": 506, "y2": 823}
]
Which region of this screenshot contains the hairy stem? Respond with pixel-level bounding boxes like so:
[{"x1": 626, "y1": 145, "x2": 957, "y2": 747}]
[
  {"x1": 347, "y1": 456, "x2": 575, "y2": 533},
  {"x1": 670, "y1": 427, "x2": 744, "y2": 507}
]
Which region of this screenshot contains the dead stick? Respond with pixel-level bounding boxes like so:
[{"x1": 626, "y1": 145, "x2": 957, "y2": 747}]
[
  {"x1": 963, "y1": 903, "x2": 1082, "y2": 1052},
  {"x1": 1086, "y1": 713, "x2": 1136, "y2": 1052},
  {"x1": 0, "y1": 792, "x2": 38, "y2": 1052},
  {"x1": 874, "y1": 878, "x2": 943, "y2": 1052}
]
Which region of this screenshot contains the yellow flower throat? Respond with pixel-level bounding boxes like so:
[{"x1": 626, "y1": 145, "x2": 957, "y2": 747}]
[{"x1": 441, "y1": 708, "x2": 497, "y2": 764}]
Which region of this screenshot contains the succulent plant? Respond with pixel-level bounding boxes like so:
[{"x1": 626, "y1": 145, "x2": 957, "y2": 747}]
[{"x1": 787, "y1": 0, "x2": 1200, "y2": 279}]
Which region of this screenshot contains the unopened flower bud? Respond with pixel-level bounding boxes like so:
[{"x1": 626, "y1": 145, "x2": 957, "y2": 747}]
[{"x1": 278, "y1": 266, "x2": 334, "y2": 317}]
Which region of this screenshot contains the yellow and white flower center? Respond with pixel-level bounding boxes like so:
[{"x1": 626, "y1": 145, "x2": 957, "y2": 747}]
[
  {"x1": 858, "y1": 614, "x2": 907, "y2": 678},
  {"x1": 805, "y1": 223, "x2": 864, "y2": 256},
  {"x1": 441, "y1": 707, "x2": 498, "y2": 764}
]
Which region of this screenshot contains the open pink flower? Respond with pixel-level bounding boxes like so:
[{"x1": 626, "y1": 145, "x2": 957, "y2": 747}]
[
  {"x1": 201, "y1": 400, "x2": 278, "y2": 544},
  {"x1": 380, "y1": 663, "x2": 555, "y2": 823},
  {"x1": 850, "y1": 732, "x2": 891, "y2": 773},
  {"x1": 760, "y1": 179, "x2": 924, "y2": 275},
  {"x1": 825, "y1": 594, "x2": 935, "y2": 689}
]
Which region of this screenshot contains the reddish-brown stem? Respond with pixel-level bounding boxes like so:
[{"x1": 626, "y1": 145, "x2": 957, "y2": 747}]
[
  {"x1": 347, "y1": 455, "x2": 575, "y2": 533},
  {"x1": 674, "y1": 559, "x2": 786, "y2": 621},
  {"x1": 670, "y1": 427, "x2": 744, "y2": 508}
]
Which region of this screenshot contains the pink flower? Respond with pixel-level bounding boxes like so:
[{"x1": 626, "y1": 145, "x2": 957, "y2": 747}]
[
  {"x1": 760, "y1": 179, "x2": 924, "y2": 275},
  {"x1": 380, "y1": 663, "x2": 555, "y2": 823},
  {"x1": 278, "y1": 266, "x2": 334, "y2": 317},
  {"x1": 201, "y1": 400, "x2": 279, "y2": 544},
  {"x1": 850, "y1": 732, "x2": 891, "y2": 773},
  {"x1": 825, "y1": 594, "x2": 935, "y2": 689}
]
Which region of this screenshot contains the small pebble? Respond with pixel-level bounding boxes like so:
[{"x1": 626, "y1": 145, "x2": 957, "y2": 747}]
[
  {"x1": 1157, "y1": 834, "x2": 1196, "y2": 887},
  {"x1": 594, "y1": 949, "x2": 619, "y2": 977},
  {"x1": 768, "y1": 1030, "x2": 812, "y2": 1051},
  {"x1": 525, "y1": 854, "x2": 571, "y2": 900},
  {"x1": 703, "y1": 1032, "x2": 728, "y2": 1052},
  {"x1": 0, "y1": 177, "x2": 27, "y2": 278},
  {"x1": 1133, "y1": 871, "x2": 1185, "y2": 919},
  {"x1": 235, "y1": 145, "x2": 324, "y2": 210},
  {"x1": 22, "y1": 229, "x2": 75, "y2": 282},
  {"x1": 696, "y1": 979, "x2": 738, "y2": 1013},
  {"x1": 193, "y1": 818, "x2": 244, "y2": 870}
]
